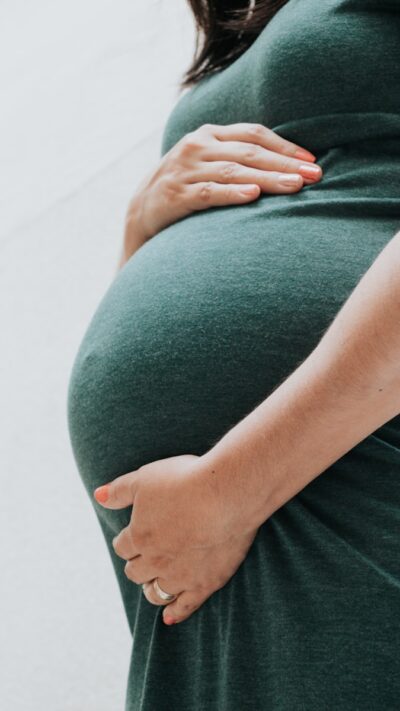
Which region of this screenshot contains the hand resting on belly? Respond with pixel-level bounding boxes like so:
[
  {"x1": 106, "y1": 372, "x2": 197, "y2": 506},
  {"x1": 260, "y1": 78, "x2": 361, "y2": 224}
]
[{"x1": 119, "y1": 121, "x2": 323, "y2": 269}]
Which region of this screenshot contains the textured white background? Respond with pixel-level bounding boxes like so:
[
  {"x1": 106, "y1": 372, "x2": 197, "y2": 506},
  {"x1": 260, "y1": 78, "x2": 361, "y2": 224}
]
[{"x1": 0, "y1": 2, "x2": 193, "y2": 709}]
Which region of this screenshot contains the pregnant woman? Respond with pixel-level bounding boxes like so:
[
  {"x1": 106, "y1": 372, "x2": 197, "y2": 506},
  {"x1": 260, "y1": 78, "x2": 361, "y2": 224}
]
[{"x1": 67, "y1": 1, "x2": 400, "y2": 709}]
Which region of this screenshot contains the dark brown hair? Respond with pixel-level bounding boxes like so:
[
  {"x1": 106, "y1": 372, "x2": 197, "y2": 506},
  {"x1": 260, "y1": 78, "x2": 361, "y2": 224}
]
[{"x1": 181, "y1": 1, "x2": 289, "y2": 89}]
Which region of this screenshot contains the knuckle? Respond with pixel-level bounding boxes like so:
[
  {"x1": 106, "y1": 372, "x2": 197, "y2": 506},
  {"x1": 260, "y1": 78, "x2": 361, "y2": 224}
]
[
  {"x1": 180, "y1": 131, "x2": 203, "y2": 154},
  {"x1": 220, "y1": 162, "x2": 238, "y2": 180},
  {"x1": 248, "y1": 123, "x2": 265, "y2": 139},
  {"x1": 278, "y1": 156, "x2": 293, "y2": 172},
  {"x1": 243, "y1": 147, "x2": 259, "y2": 162},
  {"x1": 198, "y1": 122, "x2": 214, "y2": 134},
  {"x1": 198, "y1": 182, "x2": 214, "y2": 203},
  {"x1": 112, "y1": 531, "x2": 132, "y2": 558},
  {"x1": 124, "y1": 560, "x2": 138, "y2": 582},
  {"x1": 162, "y1": 175, "x2": 184, "y2": 203},
  {"x1": 278, "y1": 141, "x2": 294, "y2": 155},
  {"x1": 112, "y1": 537, "x2": 123, "y2": 555}
]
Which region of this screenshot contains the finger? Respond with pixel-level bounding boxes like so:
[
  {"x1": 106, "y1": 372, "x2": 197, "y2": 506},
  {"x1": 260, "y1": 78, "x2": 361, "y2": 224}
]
[
  {"x1": 207, "y1": 122, "x2": 316, "y2": 162},
  {"x1": 162, "y1": 590, "x2": 205, "y2": 625},
  {"x1": 142, "y1": 579, "x2": 182, "y2": 607},
  {"x1": 202, "y1": 141, "x2": 323, "y2": 181},
  {"x1": 191, "y1": 160, "x2": 304, "y2": 194},
  {"x1": 186, "y1": 181, "x2": 261, "y2": 210},
  {"x1": 141, "y1": 582, "x2": 165, "y2": 606},
  {"x1": 112, "y1": 526, "x2": 141, "y2": 560},
  {"x1": 186, "y1": 177, "x2": 300, "y2": 210},
  {"x1": 123, "y1": 553, "x2": 173, "y2": 583},
  {"x1": 93, "y1": 469, "x2": 140, "y2": 509},
  {"x1": 123, "y1": 555, "x2": 158, "y2": 584}
]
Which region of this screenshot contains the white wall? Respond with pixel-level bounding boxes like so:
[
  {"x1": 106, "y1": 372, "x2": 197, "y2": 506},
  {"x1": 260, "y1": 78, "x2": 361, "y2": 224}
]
[{"x1": 0, "y1": 2, "x2": 194, "y2": 709}]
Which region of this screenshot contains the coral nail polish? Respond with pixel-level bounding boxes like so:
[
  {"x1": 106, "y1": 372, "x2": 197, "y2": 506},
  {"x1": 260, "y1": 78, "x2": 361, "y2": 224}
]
[
  {"x1": 94, "y1": 484, "x2": 110, "y2": 503},
  {"x1": 164, "y1": 616, "x2": 176, "y2": 625},
  {"x1": 298, "y1": 164, "x2": 322, "y2": 180}
]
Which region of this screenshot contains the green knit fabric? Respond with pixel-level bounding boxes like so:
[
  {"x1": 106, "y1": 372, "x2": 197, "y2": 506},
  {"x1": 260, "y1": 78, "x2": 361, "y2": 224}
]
[{"x1": 67, "y1": 1, "x2": 400, "y2": 708}]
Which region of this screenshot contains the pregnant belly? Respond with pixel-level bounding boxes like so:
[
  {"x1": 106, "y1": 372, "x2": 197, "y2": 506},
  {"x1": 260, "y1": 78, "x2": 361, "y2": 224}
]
[
  {"x1": 67, "y1": 190, "x2": 400, "y2": 483},
  {"x1": 66, "y1": 183, "x2": 400, "y2": 709}
]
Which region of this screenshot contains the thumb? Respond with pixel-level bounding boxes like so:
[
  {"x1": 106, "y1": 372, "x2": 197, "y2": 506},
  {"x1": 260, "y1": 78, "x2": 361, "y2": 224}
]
[{"x1": 93, "y1": 470, "x2": 139, "y2": 509}]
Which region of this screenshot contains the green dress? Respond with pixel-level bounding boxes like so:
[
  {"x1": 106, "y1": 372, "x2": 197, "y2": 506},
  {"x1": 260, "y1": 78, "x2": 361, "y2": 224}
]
[{"x1": 67, "y1": 1, "x2": 400, "y2": 708}]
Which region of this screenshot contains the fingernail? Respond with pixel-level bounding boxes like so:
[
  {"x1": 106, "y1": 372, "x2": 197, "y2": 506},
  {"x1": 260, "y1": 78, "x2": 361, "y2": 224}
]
[
  {"x1": 240, "y1": 185, "x2": 258, "y2": 196},
  {"x1": 294, "y1": 148, "x2": 316, "y2": 162},
  {"x1": 298, "y1": 164, "x2": 322, "y2": 180},
  {"x1": 278, "y1": 173, "x2": 302, "y2": 187},
  {"x1": 94, "y1": 484, "x2": 110, "y2": 503},
  {"x1": 164, "y1": 616, "x2": 176, "y2": 625}
]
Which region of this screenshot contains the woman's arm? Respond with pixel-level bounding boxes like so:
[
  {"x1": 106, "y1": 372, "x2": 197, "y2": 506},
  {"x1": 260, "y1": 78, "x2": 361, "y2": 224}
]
[
  {"x1": 198, "y1": 230, "x2": 400, "y2": 534},
  {"x1": 97, "y1": 228, "x2": 400, "y2": 625}
]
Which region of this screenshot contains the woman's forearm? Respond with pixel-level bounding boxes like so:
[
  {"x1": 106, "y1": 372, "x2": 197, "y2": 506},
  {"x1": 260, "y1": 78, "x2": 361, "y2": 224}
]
[{"x1": 198, "y1": 230, "x2": 400, "y2": 533}]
